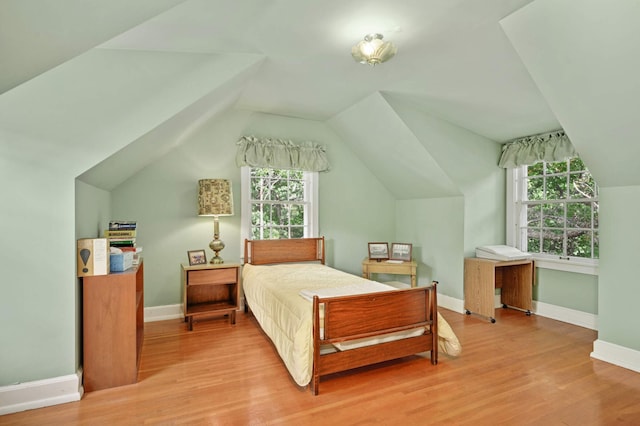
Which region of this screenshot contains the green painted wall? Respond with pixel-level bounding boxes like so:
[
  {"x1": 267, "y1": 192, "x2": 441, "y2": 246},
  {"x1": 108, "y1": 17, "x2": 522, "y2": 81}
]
[
  {"x1": 109, "y1": 110, "x2": 395, "y2": 308},
  {"x1": 387, "y1": 98, "x2": 505, "y2": 300},
  {"x1": 0, "y1": 149, "x2": 77, "y2": 386},
  {"x1": 396, "y1": 197, "x2": 465, "y2": 299},
  {"x1": 534, "y1": 269, "x2": 598, "y2": 314},
  {"x1": 598, "y1": 186, "x2": 640, "y2": 351},
  {"x1": 75, "y1": 180, "x2": 111, "y2": 239}
]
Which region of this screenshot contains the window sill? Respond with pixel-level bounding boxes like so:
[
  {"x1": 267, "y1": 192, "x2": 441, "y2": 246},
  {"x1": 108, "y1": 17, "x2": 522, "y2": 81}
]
[{"x1": 534, "y1": 257, "x2": 599, "y2": 276}]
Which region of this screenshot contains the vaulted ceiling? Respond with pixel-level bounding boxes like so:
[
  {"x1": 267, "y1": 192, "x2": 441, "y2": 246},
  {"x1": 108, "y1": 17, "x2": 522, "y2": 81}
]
[
  {"x1": 2, "y1": 0, "x2": 558, "y2": 140},
  {"x1": 2, "y1": 0, "x2": 639, "y2": 192}
]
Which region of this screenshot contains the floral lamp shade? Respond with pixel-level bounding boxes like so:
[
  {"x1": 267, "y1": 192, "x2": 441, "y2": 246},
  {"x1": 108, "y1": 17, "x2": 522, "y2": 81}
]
[{"x1": 198, "y1": 179, "x2": 234, "y2": 217}]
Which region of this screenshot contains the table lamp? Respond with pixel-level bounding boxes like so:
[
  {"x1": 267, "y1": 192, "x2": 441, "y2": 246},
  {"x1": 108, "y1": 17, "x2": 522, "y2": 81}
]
[{"x1": 198, "y1": 179, "x2": 234, "y2": 264}]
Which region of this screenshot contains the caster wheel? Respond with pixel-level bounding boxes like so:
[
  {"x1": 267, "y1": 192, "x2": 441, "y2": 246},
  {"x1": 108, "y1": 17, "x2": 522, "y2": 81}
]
[
  {"x1": 502, "y1": 304, "x2": 508, "y2": 309},
  {"x1": 490, "y1": 317, "x2": 496, "y2": 323},
  {"x1": 526, "y1": 310, "x2": 532, "y2": 316},
  {"x1": 465, "y1": 310, "x2": 471, "y2": 315}
]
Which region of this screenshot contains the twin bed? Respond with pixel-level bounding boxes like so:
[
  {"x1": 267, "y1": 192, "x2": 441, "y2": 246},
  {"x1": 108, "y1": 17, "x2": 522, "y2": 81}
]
[{"x1": 242, "y1": 237, "x2": 460, "y2": 395}]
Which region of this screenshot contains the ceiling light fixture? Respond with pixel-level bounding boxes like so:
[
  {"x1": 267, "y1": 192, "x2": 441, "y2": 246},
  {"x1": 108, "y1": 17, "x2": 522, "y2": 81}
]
[{"x1": 352, "y1": 33, "x2": 397, "y2": 66}]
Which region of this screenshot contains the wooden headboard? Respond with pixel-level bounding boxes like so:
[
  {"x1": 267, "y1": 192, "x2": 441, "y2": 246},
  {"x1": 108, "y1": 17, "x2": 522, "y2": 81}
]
[{"x1": 244, "y1": 237, "x2": 325, "y2": 265}]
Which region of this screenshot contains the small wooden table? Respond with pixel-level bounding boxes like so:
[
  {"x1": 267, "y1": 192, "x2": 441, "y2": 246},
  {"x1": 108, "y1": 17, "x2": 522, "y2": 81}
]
[
  {"x1": 362, "y1": 258, "x2": 417, "y2": 287},
  {"x1": 464, "y1": 257, "x2": 534, "y2": 323}
]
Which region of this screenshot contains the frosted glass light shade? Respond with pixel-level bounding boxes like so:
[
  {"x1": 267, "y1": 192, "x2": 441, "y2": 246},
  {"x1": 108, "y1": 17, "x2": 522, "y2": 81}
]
[{"x1": 352, "y1": 33, "x2": 397, "y2": 66}]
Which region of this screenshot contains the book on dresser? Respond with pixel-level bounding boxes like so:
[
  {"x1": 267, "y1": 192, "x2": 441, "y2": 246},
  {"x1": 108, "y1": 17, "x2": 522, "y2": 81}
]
[
  {"x1": 105, "y1": 222, "x2": 137, "y2": 247},
  {"x1": 104, "y1": 229, "x2": 136, "y2": 238},
  {"x1": 105, "y1": 220, "x2": 141, "y2": 268},
  {"x1": 108, "y1": 220, "x2": 137, "y2": 230}
]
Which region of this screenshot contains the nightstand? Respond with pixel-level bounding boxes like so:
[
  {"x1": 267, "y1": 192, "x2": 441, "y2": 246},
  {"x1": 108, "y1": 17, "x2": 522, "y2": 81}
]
[{"x1": 181, "y1": 262, "x2": 240, "y2": 331}]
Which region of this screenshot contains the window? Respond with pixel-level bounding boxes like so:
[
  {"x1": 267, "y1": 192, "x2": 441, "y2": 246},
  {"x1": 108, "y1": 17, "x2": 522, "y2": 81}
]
[
  {"x1": 241, "y1": 167, "x2": 318, "y2": 240},
  {"x1": 508, "y1": 157, "x2": 599, "y2": 274}
]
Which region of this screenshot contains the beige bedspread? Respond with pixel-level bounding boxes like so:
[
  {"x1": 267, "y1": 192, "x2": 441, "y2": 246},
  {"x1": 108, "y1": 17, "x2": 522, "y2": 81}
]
[{"x1": 242, "y1": 263, "x2": 460, "y2": 387}]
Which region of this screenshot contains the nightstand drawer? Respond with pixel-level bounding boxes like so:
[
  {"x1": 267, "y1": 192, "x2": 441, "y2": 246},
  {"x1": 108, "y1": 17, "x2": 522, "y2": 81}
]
[{"x1": 188, "y1": 268, "x2": 237, "y2": 285}]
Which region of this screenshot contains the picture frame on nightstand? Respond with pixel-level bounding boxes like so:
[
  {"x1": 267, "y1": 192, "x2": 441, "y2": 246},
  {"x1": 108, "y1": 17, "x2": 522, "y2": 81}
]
[{"x1": 187, "y1": 249, "x2": 207, "y2": 265}]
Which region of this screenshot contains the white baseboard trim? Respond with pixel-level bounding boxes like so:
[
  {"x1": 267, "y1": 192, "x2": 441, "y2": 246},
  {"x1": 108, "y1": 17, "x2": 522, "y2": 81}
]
[
  {"x1": 147, "y1": 298, "x2": 599, "y2": 331},
  {"x1": 488, "y1": 295, "x2": 598, "y2": 330},
  {"x1": 438, "y1": 293, "x2": 465, "y2": 313},
  {"x1": 0, "y1": 368, "x2": 83, "y2": 415},
  {"x1": 591, "y1": 339, "x2": 640, "y2": 374},
  {"x1": 144, "y1": 301, "x2": 246, "y2": 323},
  {"x1": 531, "y1": 300, "x2": 598, "y2": 330},
  {"x1": 144, "y1": 304, "x2": 183, "y2": 322}
]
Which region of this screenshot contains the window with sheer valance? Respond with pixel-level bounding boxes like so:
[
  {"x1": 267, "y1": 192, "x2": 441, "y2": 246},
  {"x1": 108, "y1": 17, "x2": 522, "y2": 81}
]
[
  {"x1": 498, "y1": 129, "x2": 576, "y2": 168},
  {"x1": 237, "y1": 136, "x2": 326, "y2": 241},
  {"x1": 503, "y1": 129, "x2": 599, "y2": 274},
  {"x1": 236, "y1": 135, "x2": 330, "y2": 172}
]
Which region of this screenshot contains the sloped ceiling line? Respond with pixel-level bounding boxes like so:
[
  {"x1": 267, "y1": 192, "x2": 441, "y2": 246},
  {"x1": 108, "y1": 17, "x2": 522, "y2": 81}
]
[
  {"x1": 328, "y1": 91, "x2": 460, "y2": 200},
  {"x1": 77, "y1": 54, "x2": 267, "y2": 190},
  {"x1": 500, "y1": 0, "x2": 640, "y2": 187},
  {"x1": 0, "y1": 0, "x2": 187, "y2": 95},
  {"x1": 384, "y1": 92, "x2": 504, "y2": 195}
]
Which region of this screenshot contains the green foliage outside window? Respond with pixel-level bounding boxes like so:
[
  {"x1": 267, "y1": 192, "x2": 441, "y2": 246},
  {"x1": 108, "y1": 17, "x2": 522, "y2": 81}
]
[
  {"x1": 523, "y1": 158, "x2": 599, "y2": 259},
  {"x1": 250, "y1": 168, "x2": 306, "y2": 239}
]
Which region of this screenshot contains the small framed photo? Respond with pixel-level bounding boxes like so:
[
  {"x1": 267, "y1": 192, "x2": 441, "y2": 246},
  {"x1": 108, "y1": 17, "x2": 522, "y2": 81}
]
[
  {"x1": 368, "y1": 242, "x2": 389, "y2": 261},
  {"x1": 390, "y1": 243, "x2": 412, "y2": 262},
  {"x1": 187, "y1": 249, "x2": 207, "y2": 266}
]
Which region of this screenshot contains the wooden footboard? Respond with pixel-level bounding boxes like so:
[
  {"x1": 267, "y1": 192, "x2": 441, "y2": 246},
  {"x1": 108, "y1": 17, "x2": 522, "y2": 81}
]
[{"x1": 311, "y1": 283, "x2": 438, "y2": 395}]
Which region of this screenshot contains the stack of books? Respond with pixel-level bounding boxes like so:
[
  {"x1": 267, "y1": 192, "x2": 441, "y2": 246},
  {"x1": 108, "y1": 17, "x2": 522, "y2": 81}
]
[{"x1": 104, "y1": 221, "x2": 142, "y2": 266}]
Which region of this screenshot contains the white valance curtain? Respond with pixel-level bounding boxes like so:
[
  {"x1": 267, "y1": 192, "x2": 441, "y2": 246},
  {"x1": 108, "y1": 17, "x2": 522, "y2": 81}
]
[
  {"x1": 236, "y1": 135, "x2": 330, "y2": 172},
  {"x1": 498, "y1": 129, "x2": 576, "y2": 168}
]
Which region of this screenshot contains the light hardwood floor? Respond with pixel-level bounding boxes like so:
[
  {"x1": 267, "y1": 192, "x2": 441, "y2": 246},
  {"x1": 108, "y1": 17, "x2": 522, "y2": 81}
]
[{"x1": 3, "y1": 308, "x2": 640, "y2": 425}]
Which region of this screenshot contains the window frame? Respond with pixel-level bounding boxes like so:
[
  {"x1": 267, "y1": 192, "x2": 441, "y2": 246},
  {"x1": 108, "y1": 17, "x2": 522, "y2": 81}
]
[
  {"x1": 240, "y1": 166, "x2": 319, "y2": 244},
  {"x1": 506, "y1": 164, "x2": 599, "y2": 276}
]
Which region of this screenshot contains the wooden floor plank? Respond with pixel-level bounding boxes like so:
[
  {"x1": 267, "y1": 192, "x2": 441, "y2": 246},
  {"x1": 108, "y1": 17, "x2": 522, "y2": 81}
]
[{"x1": 3, "y1": 308, "x2": 640, "y2": 425}]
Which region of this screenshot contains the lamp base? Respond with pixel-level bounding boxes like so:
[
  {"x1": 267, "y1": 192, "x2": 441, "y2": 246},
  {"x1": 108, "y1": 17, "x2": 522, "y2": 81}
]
[
  {"x1": 209, "y1": 238, "x2": 225, "y2": 264},
  {"x1": 208, "y1": 216, "x2": 226, "y2": 264}
]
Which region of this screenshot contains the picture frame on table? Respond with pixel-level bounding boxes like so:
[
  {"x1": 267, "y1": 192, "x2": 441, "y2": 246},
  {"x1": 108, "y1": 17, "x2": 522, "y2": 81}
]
[
  {"x1": 368, "y1": 242, "x2": 389, "y2": 262},
  {"x1": 390, "y1": 243, "x2": 412, "y2": 262},
  {"x1": 187, "y1": 249, "x2": 207, "y2": 266}
]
